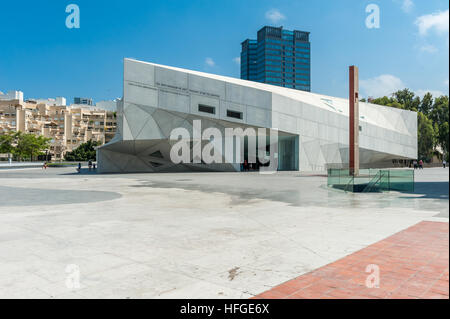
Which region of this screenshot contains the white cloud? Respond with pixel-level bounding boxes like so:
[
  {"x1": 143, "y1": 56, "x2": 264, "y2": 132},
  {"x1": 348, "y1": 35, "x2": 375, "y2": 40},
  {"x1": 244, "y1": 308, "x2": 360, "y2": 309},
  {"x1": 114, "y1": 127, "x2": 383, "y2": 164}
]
[
  {"x1": 401, "y1": 0, "x2": 414, "y2": 13},
  {"x1": 265, "y1": 9, "x2": 286, "y2": 24},
  {"x1": 205, "y1": 57, "x2": 215, "y2": 67},
  {"x1": 415, "y1": 9, "x2": 449, "y2": 36},
  {"x1": 233, "y1": 57, "x2": 241, "y2": 65},
  {"x1": 416, "y1": 89, "x2": 445, "y2": 98},
  {"x1": 360, "y1": 74, "x2": 406, "y2": 98},
  {"x1": 419, "y1": 44, "x2": 438, "y2": 53},
  {"x1": 361, "y1": 74, "x2": 448, "y2": 99}
]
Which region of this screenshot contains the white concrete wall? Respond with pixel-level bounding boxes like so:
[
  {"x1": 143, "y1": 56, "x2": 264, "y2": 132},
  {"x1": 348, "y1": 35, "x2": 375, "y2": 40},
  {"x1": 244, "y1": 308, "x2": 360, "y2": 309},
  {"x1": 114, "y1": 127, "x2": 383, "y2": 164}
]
[
  {"x1": 271, "y1": 92, "x2": 417, "y2": 170},
  {"x1": 122, "y1": 59, "x2": 274, "y2": 140}
]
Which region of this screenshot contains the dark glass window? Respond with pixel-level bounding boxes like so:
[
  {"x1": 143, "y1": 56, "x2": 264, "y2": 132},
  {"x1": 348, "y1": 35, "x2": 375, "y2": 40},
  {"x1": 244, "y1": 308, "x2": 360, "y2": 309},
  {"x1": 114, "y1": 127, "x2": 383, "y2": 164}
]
[
  {"x1": 227, "y1": 110, "x2": 243, "y2": 120},
  {"x1": 198, "y1": 104, "x2": 215, "y2": 115}
]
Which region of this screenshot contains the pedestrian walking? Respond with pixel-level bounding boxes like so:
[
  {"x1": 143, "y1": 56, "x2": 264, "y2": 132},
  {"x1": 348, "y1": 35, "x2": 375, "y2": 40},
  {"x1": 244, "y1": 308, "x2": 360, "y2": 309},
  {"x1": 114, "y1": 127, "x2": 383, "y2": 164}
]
[
  {"x1": 443, "y1": 160, "x2": 447, "y2": 169},
  {"x1": 419, "y1": 159, "x2": 423, "y2": 170},
  {"x1": 413, "y1": 160, "x2": 418, "y2": 169},
  {"x1": 88, "y1": 160, "x2": 93, "y2": 171},
  {"x1": 77, "y1": 162, "x2": 82, "y2": 173}
]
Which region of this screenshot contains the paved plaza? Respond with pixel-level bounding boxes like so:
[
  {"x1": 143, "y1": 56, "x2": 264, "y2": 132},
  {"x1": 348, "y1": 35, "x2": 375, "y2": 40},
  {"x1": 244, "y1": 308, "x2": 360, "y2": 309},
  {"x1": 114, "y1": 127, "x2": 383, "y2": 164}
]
[
  {"x1": 0, "y1": 167, "x2": 448, "y2": 298},
  {"x1": 255, "y1": 221, "x2": 449, "y2": 299}
]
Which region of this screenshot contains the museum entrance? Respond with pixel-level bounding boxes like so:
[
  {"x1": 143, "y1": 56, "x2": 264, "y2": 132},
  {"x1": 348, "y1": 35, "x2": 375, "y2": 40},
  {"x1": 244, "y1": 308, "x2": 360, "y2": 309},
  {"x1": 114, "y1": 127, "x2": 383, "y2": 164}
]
[
  {"x1": 241, "y1": 132, "x2": 299, "y2": 171},
  {"x1": 278, "y1": 135, "x2": 299, "y2": 171}
]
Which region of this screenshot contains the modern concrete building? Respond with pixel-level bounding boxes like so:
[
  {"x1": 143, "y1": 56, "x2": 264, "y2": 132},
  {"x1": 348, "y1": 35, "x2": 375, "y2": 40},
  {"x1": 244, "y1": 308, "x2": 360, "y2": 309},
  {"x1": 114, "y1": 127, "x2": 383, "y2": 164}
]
[
  {"x1": 97, "y1": 58, "x2": 417, "y2": 173},
  {"x1": 241, "y1": 26, "x2": 311, "y2": 92}
]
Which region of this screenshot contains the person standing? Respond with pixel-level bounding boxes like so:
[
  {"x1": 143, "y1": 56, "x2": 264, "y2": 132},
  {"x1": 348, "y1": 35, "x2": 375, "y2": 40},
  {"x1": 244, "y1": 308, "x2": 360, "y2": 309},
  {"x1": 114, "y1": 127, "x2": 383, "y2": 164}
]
[
  {"x1": 419, "y1": 159, "x2": 424, "y2": 169},
  {"x1": 443, "y1": 160, "x2": 447, "y2": 169},
  {"x1": 88, "y1": 160, "x2": 93, "y2": 171},
  {"x1": 77, "y1": 162, "x2": 82, "y2": 173},
  {"x1": 413, "y1": 160, "x2": 418, "y2": 169}
]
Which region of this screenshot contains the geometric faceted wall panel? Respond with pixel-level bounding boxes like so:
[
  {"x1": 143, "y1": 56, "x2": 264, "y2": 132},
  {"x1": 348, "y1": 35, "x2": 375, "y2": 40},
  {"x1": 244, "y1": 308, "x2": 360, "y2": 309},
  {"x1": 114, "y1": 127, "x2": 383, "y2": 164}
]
[
  {"x1": 99, "y1": 104, "x2": 244, "y2": 173},
  {"x1": 98, "y1": 58, "x2": 418, "y2": 173}
]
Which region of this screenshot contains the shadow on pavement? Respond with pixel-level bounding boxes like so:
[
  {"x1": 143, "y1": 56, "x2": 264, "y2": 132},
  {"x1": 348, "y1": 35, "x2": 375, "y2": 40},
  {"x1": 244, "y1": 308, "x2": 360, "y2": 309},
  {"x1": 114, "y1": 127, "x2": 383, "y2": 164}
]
[
  {"x1": 0, "y1": 185, "x2": 122, "y2": 207},
  {"x1": 400, "y1": 181, "x2": 449, "y2": 200},
  {"x1": 61, "y1": 168, "x2": 100, "y2": 175}
]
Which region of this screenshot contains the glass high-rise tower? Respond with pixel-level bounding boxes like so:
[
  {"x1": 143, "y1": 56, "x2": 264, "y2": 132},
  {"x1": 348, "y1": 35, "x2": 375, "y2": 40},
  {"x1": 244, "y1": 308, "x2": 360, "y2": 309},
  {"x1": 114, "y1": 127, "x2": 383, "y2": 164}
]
[{"x1": 241, "y1": 26, "x2": 311, "y2": 92}]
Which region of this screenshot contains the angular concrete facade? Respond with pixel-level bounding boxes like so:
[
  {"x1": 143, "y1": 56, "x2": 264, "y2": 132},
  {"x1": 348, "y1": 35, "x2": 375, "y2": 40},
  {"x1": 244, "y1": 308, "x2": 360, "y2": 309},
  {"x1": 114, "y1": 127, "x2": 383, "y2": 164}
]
[{"x1": 97, "y1": 58, "x2": 417, "y2": 173}]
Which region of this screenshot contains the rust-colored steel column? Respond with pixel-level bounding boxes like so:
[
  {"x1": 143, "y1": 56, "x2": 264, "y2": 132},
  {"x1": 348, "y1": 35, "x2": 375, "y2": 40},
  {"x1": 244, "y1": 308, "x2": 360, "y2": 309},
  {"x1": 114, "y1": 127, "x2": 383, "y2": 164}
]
[{"x1": 349, "y1": 66, "x2": 359, "y2": 176}]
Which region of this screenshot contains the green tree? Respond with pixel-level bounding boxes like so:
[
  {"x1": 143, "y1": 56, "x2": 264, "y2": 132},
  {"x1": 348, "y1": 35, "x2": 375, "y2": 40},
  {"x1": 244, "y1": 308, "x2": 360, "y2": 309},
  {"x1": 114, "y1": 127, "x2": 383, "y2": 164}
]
[
  {"x1": 417, "y1": 112, "x2": 435, "y2": 161},
  {"x1": 64, "y1": 140, "x2": 101, "y2": 161},
  {"x1": 439, "y1": 122, "x2": 449, "y2": 161},
  {"x1": 411, "y1": 96, "x2": 421, "y2": 112},
  {"x1": 14, "y1": 132, "x2": 51, "y2": 161},
  {"x1": 371, "y1": 96, "x2": 393, "y2": 107},
  {"x1": 393, "y1": 89, "x2": 419, "y2": 111},
  {"x1": 0, "y1": 131, "x2": 19, "y2": 155},
  {"x1": 419, "y1": 92, "x2": 433, "y2": 116},
  {"x1": 368, "y1": 89, "x2": 449, "y2": 161},
  {"x1": 388, "y1": 100, "x2": 404, "y2": 110},
  {"x1": 370, "y1": 96, "x2": 405, "y2": 110},
  {"x1": 430, "y1": 95, "x2": 449, "y2": 159}
]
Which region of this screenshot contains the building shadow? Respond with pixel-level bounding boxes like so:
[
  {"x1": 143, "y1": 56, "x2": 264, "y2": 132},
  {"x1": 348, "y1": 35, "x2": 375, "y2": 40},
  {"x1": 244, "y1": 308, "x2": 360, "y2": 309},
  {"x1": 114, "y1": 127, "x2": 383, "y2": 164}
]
[
  {"x1": 61, "y1": 168, "x2": 100, "y2": 175},
  {"x1": 399, "y1": 181, "x2": 449, "y2": 200}
]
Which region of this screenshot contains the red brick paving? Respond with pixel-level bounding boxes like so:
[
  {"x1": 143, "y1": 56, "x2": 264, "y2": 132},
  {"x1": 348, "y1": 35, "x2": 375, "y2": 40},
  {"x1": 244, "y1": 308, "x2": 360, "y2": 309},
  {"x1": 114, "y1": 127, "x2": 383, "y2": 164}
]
[{"x1": 254, "y1": 221, "x2": 449, "y2": 299}]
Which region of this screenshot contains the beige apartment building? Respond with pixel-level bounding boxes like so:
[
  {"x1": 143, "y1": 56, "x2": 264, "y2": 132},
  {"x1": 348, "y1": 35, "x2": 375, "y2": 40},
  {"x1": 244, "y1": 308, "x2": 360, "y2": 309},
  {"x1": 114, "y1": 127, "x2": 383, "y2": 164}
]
[{"x1": 0, "y1": 97, "x2": 117, "y2": 160}]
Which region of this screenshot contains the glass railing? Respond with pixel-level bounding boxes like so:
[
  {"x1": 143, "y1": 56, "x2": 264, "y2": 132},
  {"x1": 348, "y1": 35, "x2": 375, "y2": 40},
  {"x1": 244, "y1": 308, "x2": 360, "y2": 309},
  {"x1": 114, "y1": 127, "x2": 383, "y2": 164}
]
[
  {"x1": 327, "y1": 168, "x2": 414, "y2": 193},
  {"x1": 387, "y1": 169, "x2": 415, "y2": 192}
]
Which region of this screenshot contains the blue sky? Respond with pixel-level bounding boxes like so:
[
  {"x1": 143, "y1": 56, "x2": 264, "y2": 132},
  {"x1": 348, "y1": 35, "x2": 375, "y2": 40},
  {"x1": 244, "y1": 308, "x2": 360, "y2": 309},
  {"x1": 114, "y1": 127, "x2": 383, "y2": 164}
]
[{"x1": 0, "y1": 0, "x2": 448, "y2": 103}]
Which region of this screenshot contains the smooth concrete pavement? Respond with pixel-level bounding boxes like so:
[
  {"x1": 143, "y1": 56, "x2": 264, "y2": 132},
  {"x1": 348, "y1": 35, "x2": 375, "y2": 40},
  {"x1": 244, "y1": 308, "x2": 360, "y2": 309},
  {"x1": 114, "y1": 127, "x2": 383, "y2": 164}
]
[{"x1": 0, "y1": 167, "x2": 447, "y2": 298}]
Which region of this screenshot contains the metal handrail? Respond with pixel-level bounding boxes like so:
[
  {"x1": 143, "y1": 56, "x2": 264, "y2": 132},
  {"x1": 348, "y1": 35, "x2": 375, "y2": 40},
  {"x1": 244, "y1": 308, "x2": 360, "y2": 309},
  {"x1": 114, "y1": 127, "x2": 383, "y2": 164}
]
[
  {"x1": 363, "y1": 171, "x2": 385, "y2": 193},
  {"x1": 344, "y1": 176, "x2": 354, "y2": 192}
]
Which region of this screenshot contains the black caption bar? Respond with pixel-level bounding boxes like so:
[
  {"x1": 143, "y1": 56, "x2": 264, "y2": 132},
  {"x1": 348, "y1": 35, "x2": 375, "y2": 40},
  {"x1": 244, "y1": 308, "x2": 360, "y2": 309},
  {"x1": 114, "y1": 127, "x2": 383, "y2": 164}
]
[{"x1": 1, "y1": 299, "x2": 447, "y2": 318}]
